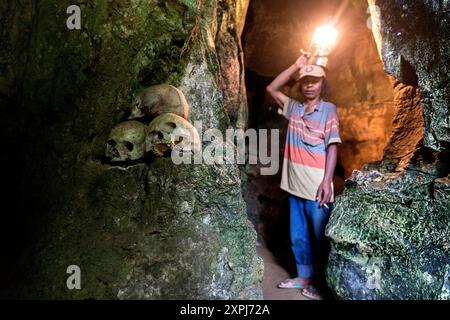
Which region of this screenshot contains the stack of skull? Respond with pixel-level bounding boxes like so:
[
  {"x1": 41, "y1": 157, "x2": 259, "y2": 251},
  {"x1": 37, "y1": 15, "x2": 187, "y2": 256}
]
[{"x1": 105, "y1": 84, "x2": 200, "y2": 162}]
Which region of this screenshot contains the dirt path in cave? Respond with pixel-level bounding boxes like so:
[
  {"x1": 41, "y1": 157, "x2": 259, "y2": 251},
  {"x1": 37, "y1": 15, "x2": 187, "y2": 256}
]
[{"x1": 257, "y1": 244, "x2": 310, "y2": 300}]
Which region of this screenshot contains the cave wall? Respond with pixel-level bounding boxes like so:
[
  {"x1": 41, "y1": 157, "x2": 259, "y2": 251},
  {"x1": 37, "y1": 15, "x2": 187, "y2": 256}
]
[
  {"x1": 326, "y1": 0, "x2": 450, "y2": 300},
  {"x1": 0, "y1": 0, "x2": 263, "y2": 299},
  {"x1": 324, "y1": 1, "x2": 396, "y2": 176}
]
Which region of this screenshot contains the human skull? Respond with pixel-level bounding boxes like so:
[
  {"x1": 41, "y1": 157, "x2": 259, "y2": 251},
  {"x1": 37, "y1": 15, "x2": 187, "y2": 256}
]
[
  {"x1": 146, "y1": 113, "x2": 200, "y2": 157},
  {"x1": 105, "y1": 120, "x2": 146, "y2": 162},
  {"x1": 128, "y1": 84, "x2": 189, "y2": 120}
]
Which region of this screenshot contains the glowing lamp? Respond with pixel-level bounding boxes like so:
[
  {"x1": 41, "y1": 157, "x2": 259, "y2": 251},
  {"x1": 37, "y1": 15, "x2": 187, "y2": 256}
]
[{"x1": 303, "y1": 24, "x2": 339, "y2": 68}]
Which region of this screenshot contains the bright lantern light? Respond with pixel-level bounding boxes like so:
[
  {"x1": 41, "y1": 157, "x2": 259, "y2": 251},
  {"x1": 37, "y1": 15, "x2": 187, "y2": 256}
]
[
  {"x1": 304, "y1": 24, "x2": 339, "y2": 68},
  {"x1": 312, "y1": 25, "x2": 338, "y2": 49}
]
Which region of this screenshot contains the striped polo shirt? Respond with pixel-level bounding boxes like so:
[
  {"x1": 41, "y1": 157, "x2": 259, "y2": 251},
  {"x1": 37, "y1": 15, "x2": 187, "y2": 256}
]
[{"x1": 281, "y1": 97, "x2": 342, "y2": 202}]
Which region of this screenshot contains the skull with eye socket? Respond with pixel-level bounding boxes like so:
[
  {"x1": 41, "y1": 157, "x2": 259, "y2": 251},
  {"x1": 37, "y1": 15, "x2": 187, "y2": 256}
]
[
  {"x1": 105, "y1": 120, "x2": 146, "y2": 162},
  {"x1": 146, "y1": 113, "x2": 200, "y2": 157}
]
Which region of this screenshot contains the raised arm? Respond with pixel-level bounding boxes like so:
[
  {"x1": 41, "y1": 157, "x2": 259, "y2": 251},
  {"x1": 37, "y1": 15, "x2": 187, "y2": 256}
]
[{"x1": 266, "y1": 55, "x2": 308, "y2": 108}]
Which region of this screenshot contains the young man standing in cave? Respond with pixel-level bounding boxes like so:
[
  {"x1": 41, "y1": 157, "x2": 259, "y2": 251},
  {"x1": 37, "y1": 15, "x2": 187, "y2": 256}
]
[{"x1": 266, "y1": 55, "x2": 342, "y2": 300}]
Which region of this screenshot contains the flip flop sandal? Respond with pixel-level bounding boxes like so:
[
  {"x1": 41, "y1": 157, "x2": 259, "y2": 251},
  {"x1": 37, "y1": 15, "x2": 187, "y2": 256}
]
[
  {"x1": 277, "y1": 278, "x2": 306, "y2": 289},
  {"x1": 301, "y1": 286, "x2": 323, "y2": 300}
]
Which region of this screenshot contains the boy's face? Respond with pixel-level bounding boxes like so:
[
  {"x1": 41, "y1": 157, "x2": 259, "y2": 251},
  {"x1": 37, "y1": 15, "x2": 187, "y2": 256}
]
[{"x1": 300, "y1": 76, "x2": 323, "y2": 100}]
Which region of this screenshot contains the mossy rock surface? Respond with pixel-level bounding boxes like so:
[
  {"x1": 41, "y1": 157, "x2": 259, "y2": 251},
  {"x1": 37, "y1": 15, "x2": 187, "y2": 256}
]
[
  {"x1": 19, "y1": 159, "x2": 262, "y2": 299},
  {"x1": 327, "y1": 169, "x2": 449, "y2": 300}
]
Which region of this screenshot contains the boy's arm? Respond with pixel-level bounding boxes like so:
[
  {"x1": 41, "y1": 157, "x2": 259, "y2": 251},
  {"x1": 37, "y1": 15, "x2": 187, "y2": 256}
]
[
  {"x1": 317, "y1": 144, "x2": 338, "y2": 206},
  {"x1": 266, "y1": 55, "x2": 308, "y2": 108},
  {"x1": 317, "y1": 105, "x2": 342, "y2": 206}
]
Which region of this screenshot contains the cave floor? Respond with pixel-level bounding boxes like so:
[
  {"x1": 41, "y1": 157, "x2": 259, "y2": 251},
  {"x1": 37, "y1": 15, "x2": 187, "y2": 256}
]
[{"x1": 257, "y1": 243, "x2": 310, "y2": 300}]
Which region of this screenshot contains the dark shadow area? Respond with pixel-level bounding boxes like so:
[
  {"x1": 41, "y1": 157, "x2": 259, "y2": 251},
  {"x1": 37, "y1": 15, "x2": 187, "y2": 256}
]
[
  {"x1": 400, "y1": 56, "x2": 419, "y2": 86},
  {"x1": 0, "y1": 95, "x2": 46, "y2": 295}
]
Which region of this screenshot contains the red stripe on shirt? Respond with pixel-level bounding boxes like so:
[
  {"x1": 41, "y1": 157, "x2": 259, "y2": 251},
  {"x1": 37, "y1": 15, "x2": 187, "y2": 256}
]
[{"x1": 284, "y1": 143, "x2": 326, "y2": 168}]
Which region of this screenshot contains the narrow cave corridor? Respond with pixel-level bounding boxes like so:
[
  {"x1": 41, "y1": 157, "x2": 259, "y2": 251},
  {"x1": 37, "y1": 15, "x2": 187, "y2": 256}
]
[{"x1": 241, "y1": 0, "x2": 398, "y2": 298}]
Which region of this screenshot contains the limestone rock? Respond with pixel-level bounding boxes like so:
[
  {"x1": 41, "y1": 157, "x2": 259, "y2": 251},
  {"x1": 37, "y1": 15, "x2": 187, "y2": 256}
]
[
  {"x1": 18, "y1": 159, "x2": 262, "y2": 299},
  {"x1": 327, "y1": 168, "x2": 449, "y2": 299}
]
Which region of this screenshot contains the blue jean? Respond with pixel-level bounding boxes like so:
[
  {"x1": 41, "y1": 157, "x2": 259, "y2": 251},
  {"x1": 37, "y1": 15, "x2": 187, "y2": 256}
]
[{"x1": 289, "y1": 194, "x2": 333, "y2": 278}]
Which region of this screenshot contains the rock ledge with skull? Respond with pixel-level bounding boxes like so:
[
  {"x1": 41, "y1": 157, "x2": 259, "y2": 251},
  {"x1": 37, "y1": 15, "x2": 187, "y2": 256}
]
[{"x1": 106, "y1": 84, "x2": 201, "y2": 162}]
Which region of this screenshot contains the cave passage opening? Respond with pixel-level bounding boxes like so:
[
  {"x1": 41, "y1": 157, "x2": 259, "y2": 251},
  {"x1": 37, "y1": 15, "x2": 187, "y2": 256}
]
[{"x1": 240, "y1": 0, "x2": 397, "y2": 292}]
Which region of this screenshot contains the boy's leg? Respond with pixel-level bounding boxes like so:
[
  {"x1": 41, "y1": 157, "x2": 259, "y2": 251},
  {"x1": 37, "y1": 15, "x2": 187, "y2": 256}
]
[
  {"x1": 304, "y1": 200, "x2": 333, "y2": 275},
  {"x1": 289, "y1": 195, "x2": 314, "y2": 280},
  {"x1": 302, "y1": 200, "x2": 333, "y2": 299}
]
